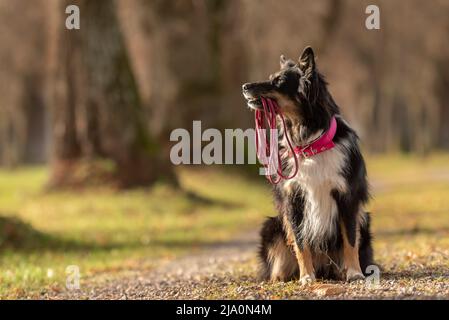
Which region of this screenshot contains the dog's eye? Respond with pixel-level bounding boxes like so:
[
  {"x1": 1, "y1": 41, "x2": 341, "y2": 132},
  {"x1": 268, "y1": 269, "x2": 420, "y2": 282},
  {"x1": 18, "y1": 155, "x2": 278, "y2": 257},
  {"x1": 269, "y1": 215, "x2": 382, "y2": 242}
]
[{"x1": 272, "y1": 77, "x2": 282, "y2": 87}]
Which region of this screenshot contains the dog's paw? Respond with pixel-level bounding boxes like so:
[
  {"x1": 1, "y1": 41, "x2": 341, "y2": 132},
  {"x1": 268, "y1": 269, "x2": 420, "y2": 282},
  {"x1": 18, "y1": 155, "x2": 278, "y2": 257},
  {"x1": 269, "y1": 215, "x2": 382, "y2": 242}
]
[
  {"x1": 346, "y1": 269, "x2": 365, "y2": 282},
  {"x1": 299, "y1": 274, "x2": 316, "y2": 286}
]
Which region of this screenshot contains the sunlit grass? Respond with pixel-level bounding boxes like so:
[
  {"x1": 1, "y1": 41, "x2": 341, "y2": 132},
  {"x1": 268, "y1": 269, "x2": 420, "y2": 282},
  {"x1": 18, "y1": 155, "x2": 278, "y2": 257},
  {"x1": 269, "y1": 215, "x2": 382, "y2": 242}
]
[
  {"x1": 366, "y1": 153, "x2": 449, "y2": 292},
  {"x1": 0, "y1": 153, "x2": 448, "y2": 298},
  {"x1": 0, "y1": 166, "x2": 272, "y2": 298}
]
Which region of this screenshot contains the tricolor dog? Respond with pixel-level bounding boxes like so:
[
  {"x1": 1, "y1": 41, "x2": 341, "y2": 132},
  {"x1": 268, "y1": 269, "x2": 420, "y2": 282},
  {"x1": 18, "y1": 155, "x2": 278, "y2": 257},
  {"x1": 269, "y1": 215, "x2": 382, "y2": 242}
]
[{"x1": 242, "y1": 46, "x2": 374, "y2": 284}]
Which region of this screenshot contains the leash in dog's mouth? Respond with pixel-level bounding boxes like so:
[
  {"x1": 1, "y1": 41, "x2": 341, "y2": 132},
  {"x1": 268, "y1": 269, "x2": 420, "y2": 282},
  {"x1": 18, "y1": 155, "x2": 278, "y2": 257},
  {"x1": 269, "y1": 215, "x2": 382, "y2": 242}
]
[
  {"x1": 254, "y1": 97, "x2": 338, "y2": 185},
  {"x1": 255, "y1": 97, "x2": 299, "y2": 185}
]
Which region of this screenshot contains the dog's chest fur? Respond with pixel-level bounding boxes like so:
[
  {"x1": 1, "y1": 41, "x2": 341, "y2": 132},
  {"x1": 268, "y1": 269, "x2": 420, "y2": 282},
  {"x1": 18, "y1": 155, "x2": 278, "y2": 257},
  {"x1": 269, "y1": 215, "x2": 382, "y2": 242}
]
[{"x1": 280, "y1": 139, "x2": 349, "y2": 246}]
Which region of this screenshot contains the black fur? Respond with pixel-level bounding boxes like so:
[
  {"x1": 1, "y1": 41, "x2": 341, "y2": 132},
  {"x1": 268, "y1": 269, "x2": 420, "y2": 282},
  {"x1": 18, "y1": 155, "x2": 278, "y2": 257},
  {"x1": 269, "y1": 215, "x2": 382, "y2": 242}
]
[
  {"x1": 358, "y1": 212, "x2": 374, "y2": 273},
  {"x1": 244, "y1": 46, "x2": 375, "y2": 282},
  {"x1": 259, "y1": 216, "x2": 284, "y2": 280},
  {"x1": 259, "y1": 211, "x2": 374, "y2": 281}
]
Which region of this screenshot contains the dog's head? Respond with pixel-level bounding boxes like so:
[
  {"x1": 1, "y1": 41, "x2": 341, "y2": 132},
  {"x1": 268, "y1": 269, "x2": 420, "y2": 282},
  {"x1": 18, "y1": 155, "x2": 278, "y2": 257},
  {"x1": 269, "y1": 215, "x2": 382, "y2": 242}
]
[{"x1": 242, "y1": 46, "x2": 336, "y2": 127}]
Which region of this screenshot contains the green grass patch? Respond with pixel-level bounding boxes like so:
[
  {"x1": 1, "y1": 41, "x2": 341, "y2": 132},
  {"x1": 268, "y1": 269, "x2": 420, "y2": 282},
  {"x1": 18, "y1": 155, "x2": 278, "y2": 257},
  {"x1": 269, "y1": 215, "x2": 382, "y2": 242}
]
[{"x1": 0, "y1": 166, "x2": 272, "y2": 298}]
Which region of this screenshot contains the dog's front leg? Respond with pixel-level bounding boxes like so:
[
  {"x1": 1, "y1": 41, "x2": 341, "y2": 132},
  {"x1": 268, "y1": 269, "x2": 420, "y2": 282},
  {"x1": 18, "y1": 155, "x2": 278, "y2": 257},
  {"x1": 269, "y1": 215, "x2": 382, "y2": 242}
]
[
  {"x1": 282, "y1": 190, "x2": 316, "y2": 285},
  {"x1": 334, "y1": 193, "x2": 365, "y2": 282},
  {"x1": 341, "y1": 221, "x2": 365, "y2": 282},
  {"x1": 292, "y1": 243, "x2": 316, "y2": 285}
]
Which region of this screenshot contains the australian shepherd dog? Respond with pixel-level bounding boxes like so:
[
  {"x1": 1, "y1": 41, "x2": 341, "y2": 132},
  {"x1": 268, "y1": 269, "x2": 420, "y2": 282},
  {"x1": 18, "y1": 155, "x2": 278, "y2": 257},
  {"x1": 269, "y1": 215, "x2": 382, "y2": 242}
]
[{"x1": 242, "y1": 46, "x2": 374, "y2": 284}]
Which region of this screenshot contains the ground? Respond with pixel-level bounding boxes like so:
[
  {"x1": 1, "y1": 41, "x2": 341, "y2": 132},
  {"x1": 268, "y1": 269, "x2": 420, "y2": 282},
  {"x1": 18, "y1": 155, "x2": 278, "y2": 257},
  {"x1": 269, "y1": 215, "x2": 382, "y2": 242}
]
[{"x1": 0, "y1": 154, "x2": 448, "y2": 299}]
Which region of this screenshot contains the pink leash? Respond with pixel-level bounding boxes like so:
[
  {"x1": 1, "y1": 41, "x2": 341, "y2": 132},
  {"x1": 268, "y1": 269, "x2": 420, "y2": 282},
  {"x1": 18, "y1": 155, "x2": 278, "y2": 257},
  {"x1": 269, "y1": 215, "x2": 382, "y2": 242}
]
[
  {"x1": 255, "y1": 98, "x2": 298, "y2": 184},
  {"x1": 255, "y1": 97, "x2": 337, "y2": 185}
]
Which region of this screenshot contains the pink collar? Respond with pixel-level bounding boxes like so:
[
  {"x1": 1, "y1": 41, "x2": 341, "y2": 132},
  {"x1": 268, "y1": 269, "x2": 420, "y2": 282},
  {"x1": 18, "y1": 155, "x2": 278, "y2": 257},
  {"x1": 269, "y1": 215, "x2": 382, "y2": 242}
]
[{"x1": 293, "y1": 116, "x2": 337, "y2": 158}]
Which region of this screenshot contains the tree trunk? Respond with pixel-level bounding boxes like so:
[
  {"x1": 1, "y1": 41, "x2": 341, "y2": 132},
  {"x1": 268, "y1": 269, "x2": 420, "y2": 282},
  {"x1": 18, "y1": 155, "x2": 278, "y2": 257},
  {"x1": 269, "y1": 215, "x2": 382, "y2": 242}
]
[{"x1": 49, "y1": 0, "x2": 176, "y2": 188}]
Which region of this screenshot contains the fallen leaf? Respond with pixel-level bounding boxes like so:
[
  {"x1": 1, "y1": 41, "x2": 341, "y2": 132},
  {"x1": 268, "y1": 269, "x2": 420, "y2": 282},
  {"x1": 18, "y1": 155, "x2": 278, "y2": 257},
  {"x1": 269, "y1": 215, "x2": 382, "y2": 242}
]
[{"x1": 311, "y1": 284, "x2": 346, "y2": 297}]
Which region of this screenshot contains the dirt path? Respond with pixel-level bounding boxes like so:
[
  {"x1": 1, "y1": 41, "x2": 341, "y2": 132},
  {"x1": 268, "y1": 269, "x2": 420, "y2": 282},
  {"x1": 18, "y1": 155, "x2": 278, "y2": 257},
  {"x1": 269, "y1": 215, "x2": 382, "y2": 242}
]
[{"x1": 50, "y1": 231, "x2": 260, "y2": 299}]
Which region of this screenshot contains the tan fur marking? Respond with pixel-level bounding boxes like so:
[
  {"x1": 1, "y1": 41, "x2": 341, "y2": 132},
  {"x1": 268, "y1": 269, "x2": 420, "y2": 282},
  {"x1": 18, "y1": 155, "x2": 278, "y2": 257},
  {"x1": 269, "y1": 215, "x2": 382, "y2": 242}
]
[
  {"x1": 341, "y1": 222, "x2": 364, "y2": 280},
  {"x1": 282, "y1": 213, "x2": 296, "y2": 247},
  {"x1": 269, "y1": 92, "x2": 302, "y2": 122},
  {"x1": 281, "y1": 213, "x2": 315, "y2": 283},
  {"x1": 293, "y1": 243, "x2": 315, "y2": 280}
]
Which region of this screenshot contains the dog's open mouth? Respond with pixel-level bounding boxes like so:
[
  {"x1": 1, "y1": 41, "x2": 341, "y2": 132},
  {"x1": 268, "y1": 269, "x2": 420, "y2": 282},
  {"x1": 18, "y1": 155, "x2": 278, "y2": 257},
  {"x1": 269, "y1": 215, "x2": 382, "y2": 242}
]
[
  {"x1": 242, "y1": 83, "x2": 273, "y2": 110},
  {"x1": 243, "y1": 91, "x2": 263, "y2": 110},
  {"x1": 246, "y1": 97, "x2": 263, "y2": 110}
]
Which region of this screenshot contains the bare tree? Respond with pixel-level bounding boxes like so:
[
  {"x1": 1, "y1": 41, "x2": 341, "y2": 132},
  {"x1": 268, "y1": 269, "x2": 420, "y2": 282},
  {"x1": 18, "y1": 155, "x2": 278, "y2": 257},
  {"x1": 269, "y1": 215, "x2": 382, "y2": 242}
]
[
  {"x1": 0, "y1": 0, "x2": 49, "y2": 166},
  {"x1": 48, "y1": 0, "x2": 176, "y2": 188}
]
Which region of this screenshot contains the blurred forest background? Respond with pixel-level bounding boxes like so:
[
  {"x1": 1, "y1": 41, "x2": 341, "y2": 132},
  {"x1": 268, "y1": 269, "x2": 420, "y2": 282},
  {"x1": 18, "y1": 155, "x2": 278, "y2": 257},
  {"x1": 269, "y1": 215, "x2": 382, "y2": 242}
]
[
  {"x1": 0, "y1": 0, "x2": 448, "y2": 188},
  {"x1": 1, "y1": 0, "x2": 449, "y2": 299}
]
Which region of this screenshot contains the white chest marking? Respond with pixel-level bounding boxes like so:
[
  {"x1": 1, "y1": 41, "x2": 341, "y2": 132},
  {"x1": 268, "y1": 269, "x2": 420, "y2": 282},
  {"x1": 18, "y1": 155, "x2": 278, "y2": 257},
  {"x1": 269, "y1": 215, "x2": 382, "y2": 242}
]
[{"x1": 283, "y1": 140, "x2": 350, "y2": 247}]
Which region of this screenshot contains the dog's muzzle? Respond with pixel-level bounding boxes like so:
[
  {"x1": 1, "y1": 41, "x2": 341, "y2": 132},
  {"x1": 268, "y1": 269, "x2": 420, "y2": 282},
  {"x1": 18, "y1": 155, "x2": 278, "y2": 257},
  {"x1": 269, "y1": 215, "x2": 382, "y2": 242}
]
[{"x1": 242, "y1": 83, "x2": 263, "y2": 109}]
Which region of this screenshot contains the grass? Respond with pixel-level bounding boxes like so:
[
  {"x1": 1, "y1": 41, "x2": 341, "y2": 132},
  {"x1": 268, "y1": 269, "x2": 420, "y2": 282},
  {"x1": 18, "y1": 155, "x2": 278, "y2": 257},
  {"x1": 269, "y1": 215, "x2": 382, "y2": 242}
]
[
  {"x1": 0, "y1": 153, "x2": 449, "y2": 299},
  {"x1": 0, "y1": 166, "x2": 272, "y2": 298}
]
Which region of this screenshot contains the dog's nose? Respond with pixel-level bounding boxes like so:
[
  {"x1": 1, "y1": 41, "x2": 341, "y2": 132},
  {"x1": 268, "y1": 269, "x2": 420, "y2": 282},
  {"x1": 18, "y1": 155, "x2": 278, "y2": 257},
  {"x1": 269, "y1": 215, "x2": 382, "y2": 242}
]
[{"x1": 242, "y1": 83, "x2": 250, "y2": 91}]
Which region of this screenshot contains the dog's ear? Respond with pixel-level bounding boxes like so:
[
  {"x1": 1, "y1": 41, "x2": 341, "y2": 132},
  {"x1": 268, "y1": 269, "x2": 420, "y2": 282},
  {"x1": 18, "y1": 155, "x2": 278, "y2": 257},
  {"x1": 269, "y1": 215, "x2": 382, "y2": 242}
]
[
  {"x1": 280, "y1": 54, "x2": 289, "y2": 69},
  {"x1": 298, "y1": 46, "x2": 315, "y2": 77},
  {"x1": 298, "y1": 47, "x2": 317, "y2": 100}
]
